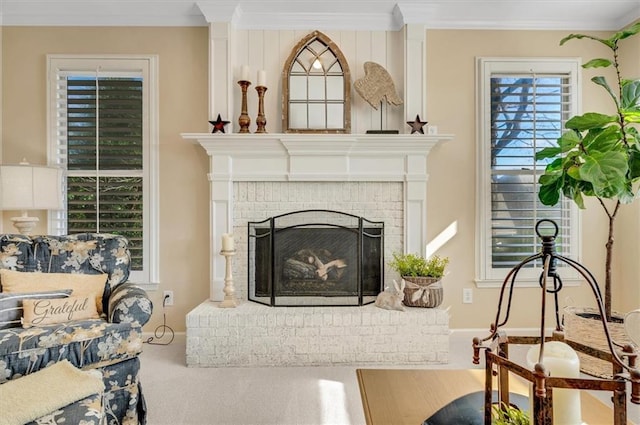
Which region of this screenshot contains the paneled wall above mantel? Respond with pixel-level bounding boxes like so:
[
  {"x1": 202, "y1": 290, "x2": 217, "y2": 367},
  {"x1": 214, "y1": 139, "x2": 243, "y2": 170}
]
[{"x1": 204, "y1": 21, "x2": 428, "y2": 135}]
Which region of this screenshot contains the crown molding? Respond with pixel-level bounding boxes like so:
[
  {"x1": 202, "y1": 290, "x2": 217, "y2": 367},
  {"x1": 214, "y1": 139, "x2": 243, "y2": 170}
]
[{"x1": 1, "y1": 1, "x2": 638, "y2": 30}]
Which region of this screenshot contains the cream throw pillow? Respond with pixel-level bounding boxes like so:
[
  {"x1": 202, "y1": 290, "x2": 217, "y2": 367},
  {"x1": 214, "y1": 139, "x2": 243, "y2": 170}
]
[
  {"x1": 0, "y1": 269, "x2": 107, "y2": 314},
  {"x1": 22, "y1": 295, "x2": 99, "y2": 328}
]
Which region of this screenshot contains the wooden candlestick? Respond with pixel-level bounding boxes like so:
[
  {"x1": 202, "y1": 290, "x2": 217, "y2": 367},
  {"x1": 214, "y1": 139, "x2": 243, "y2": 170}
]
[
  {"x1": 219, "y1": 249, "x2": 238, "y2": 308},
  {"x1": 238, "y1": 80, "x2": 251, "y2": 134},
  {"x1": 255, "y1": 85, "x2": 267, "y2": 133}
]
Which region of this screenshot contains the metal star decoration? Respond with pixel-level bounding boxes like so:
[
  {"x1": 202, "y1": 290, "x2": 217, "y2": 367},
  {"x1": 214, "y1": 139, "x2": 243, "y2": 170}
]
[
  {"x1": 209, "y1": 114, "x2": 230, "y2": 133},
  {"x1": 407, "y1": 114, "x2": 428, "y2": 134}
]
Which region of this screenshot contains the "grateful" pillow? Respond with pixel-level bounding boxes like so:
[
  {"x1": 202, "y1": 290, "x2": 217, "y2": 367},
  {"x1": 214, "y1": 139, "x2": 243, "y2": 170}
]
[
  {"x1": 0, "y1": 290, "x2": 72, "y2": 329},
  {"x1": 0, "y1": 269, "x2": 107, "y2": 314},
  {"x1": 21, "y1": 295, "x2": 99, "y2": 328}
]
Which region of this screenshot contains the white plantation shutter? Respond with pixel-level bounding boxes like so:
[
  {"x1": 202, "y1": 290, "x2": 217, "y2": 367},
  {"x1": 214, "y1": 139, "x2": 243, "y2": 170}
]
[
  {"x1": 48, "y1": 56, "x2": 159, "y2": 287},
  {"x1": 477, "y1": 59, "x2": 581, "y2": 285}
]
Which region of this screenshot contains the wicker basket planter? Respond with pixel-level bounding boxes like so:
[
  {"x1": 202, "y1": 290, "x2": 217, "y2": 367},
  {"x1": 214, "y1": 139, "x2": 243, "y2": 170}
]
[
  {"x1": 563, "y1": 306, "x2": 631, "y2": 378},
  {"x1": 402, "y1": 276, "x2": 443, "y2": 308}
]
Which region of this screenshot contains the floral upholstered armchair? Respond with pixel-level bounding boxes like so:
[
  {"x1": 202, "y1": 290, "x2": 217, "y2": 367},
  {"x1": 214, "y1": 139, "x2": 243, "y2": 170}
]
[{"x1": 0, "y1": 233, "x2": 153, "y2": 424}]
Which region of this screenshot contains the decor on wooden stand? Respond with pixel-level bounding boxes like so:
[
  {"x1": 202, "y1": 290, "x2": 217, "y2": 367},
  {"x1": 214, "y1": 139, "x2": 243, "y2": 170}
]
[
  {"x1": 255, "y1": 70, "x2": 268, "y2": 133},
  {"x1": 237, "y1": 65, "x2": 251, "y2": 134},
  {"x1": 388, "y1": 252, "x2": 448, "y2": 308},
  {"x1": 354, "y1": 61, "x2": 403, "y2": 134},
  {"x1": 219, "y1": 233, "x2": 238, "y2": 308},
  {"x1": 472, "y1": 219, "x2": 640, "y2": 425}
]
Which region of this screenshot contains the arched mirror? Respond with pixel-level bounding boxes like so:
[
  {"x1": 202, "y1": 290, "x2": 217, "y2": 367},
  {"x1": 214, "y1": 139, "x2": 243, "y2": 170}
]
[{"x1": 282, "y1": 31, "x2": 351, "y2": 133}]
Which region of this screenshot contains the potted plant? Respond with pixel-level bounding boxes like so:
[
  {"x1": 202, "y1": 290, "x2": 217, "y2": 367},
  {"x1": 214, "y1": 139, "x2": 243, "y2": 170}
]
[
  {"x1": 536, "y1": 22, "x2": 640, "y2": 374},
  {"x1": 388, "y1": 252, "x2": 449, "y2": 308},
  {"x1": 492, "y1": 402, "x2": 530, "y2": 425},
  {"x1": 536, "y1": 22, "x2": 640, "y2": 321}
]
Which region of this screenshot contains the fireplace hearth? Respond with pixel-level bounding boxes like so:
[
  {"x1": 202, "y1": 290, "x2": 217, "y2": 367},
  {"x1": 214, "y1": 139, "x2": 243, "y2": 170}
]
[{"x1": 248, "y1": 210, "x2": 383, "y2": 307}]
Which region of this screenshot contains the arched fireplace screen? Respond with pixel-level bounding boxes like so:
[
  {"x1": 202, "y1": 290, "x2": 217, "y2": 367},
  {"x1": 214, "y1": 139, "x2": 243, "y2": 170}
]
[{"x1": 248, "y1": 210, "x2": 384, "y2": 307}]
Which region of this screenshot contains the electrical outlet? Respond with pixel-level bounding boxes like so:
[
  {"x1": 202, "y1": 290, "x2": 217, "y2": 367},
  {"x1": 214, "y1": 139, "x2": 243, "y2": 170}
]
[
  {"x1": 462, "y1": 288, "x2": 473, "y2": 304},
  {"x1": 163, "y1": 290, "x2": 174, "y2": 306}
]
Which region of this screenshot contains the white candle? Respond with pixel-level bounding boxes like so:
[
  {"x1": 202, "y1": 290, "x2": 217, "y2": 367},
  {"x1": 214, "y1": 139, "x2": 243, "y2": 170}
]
[
  {"x1": 222, "y1": 233, "x2": 235, "y2": 251},
  {"x1": 241, "y1": 65, "x2": 250, "y2": 81},
  {"x1": 257, "y1": 70, "x2": 266, "y2": 87},
  {"x1": 526, "y1": 341, "x2": 582, "y2": 425}
]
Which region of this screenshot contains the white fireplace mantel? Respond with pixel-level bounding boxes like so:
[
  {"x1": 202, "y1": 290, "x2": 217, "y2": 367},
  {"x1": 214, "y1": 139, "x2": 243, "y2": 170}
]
[{"x1": 182, "y1": 132, "x2": 453, "y2": 301}]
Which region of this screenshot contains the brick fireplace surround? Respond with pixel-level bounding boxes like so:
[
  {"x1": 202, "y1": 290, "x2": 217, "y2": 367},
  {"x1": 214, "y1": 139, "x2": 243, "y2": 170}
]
[{"x1": 182, "y1": 133, "x2": 453, "y2": 367}]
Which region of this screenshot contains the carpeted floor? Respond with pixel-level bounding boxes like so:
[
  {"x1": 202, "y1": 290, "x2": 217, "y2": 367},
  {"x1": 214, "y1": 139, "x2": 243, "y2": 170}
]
[{"x1": 139, "y1": 331, "x2": 640, "y2": 425}]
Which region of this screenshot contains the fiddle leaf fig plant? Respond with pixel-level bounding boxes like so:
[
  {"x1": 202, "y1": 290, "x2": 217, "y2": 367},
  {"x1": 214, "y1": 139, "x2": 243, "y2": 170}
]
[{"x1": 536, "y1": 22, "x2": 640, "y2": 321}]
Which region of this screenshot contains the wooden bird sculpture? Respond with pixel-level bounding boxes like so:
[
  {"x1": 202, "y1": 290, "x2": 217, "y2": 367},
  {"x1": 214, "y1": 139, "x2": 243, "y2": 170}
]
[{"x1": 354, "y1": 61, "x2": 403, "y2": 110}]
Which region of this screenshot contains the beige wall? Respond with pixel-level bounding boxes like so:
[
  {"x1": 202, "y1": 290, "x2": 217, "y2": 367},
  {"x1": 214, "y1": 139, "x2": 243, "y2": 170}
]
[
  {"x1": 1, "y1": 25, "x2": 637, "y2": 331},
  {"x1": 616, "y1": 25, "x2": 640, "y2": 315},
  {"x1": 2, "y1": 26, "x2": 211, "y2": 332},
  {"x1": 424, "y1": 29, "x2": 638, "y2": 328}
]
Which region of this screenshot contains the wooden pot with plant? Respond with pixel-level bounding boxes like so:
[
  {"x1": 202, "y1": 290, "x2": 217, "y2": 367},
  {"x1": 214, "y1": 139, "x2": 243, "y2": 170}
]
[
  {"x1": 388, "y1": 252, "x2": 449, "y2": 308},
  {"x1": 536, "y1": 22, "x2": 640, "y2": 375}
]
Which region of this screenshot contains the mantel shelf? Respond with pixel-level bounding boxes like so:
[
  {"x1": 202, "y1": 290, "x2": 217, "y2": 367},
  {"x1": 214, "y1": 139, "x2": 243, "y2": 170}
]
[{"x1": 181, "y1": 132, "x2": 454, "y2": 156}]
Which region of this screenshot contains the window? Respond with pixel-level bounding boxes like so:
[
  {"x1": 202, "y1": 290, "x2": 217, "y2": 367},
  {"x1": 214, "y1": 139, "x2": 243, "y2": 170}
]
[
  {"x1": 47, "y1": 55, "x2": 159, "y2": 288},
  {"x1": 476, "y1": 58, "x2": 581, "y2": 286}
]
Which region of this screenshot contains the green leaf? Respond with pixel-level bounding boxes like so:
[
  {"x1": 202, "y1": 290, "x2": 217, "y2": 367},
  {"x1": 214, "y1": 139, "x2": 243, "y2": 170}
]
[
  {"x1": 560, "y1": 33, "x2": 614, "y2": 49},
  {"x1": 539, "y1": 172, "x2": 560, "y2": 185},
  {"x1": 557, "y1": 130, "x2": 581, "y2": 151},
  {"x1": 538, "y1": 178, "x2": 562, "y2": 206},
  {"x1": 612, "y1": 22, "x2": 640, "y2": 42},
  {"x1": 628, "y1": 146, "x2": 640, "y2": 179},
  {"x1": 621, "y1": 79, "x2": 640, "y2": 109},
  {"x1": 583, "y1": 58, "x2": 612, "y2": 69},
  {"x1": 577, "y1": 179, "x2": 595, "y2": 197},
  {"x1": 591, "y1": 76, "x2": 619, "y2": 106},
  {"x1": 573, "y1": 190, "x2": 586, "y2": 209},
  {"x1": 623, "y1": 111, "x2": 640, "y2": 123},
  {"x1": 566, "y1": 112, "x2": 617, "y2": 131},
  {"x1": 583, "y1": 126, "x2": 621, "y2": 153},
  {"x1": 619, "y1": 182, "x2": 636, "y2": 204},
  {"x1": 561, "y1": 181, "x2": 586, "y2": 209},
  {"x1": 545, "y1": 157, "x2": 565, "y2": 172},
  {"x1": 626, "y1": 127, "x2": 640, "y2": 148},
  {"x1": 535, "y1": 146, "x2": 561, "y2": 160},
  {"x1": 579, "y1": 151, "x2": 628, "y2": 197},
  {"x1": 567, "y1": 165, "x2": 581, "y2": 180}
]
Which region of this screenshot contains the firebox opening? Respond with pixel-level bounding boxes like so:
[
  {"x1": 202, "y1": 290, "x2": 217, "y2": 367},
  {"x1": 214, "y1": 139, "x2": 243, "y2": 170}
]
[{"x1": 248, "y1": 210, "x2": 384, "y2": 307}]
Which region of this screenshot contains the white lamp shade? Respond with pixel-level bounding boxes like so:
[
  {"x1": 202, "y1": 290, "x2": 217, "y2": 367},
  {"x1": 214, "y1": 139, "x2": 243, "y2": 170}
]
[{"x1": 0, "y1": 164, "x2": 64, "y2": 211}]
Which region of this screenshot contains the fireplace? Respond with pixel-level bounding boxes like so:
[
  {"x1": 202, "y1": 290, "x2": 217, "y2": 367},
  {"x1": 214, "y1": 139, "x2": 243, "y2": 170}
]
[
  {"x1": 183, "y1": 134, "x2": 452, "y2": 367},
  {"x1": 181, "y1": 134, "x2": 451, "y2": 302},
  {"x1": 248, "y1": 210, "x2": 383, "y2": 306}
]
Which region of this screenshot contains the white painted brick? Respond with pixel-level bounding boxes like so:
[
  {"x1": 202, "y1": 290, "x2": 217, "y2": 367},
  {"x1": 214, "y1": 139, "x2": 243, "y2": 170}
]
[
  {"x1": 198, "y1": 316, "x2": 209, "y2": 328},
  {"x1": 186, "y1": 302, "x2": 448, "y2": 367},
  {"x1": 320, "y1": 327, "x2": 344, "y2": 337},
  {"x1": 295, "y1": 327, "x2": 320, "y2": 337},
  {"x1": 374, "y1": 326, "x2": 397, "y2": 335}
]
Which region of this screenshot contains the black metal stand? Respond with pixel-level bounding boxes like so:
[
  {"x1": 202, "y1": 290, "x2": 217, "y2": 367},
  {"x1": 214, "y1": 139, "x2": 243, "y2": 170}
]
[{"x1": 472, "y1": 219, "x2": 639, "y2": 424}]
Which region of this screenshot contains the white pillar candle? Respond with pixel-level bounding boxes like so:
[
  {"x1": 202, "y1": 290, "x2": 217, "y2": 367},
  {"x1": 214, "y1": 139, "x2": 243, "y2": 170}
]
[
  {"x1": 526, "y1": 341, "x2": 582, "y2": 425},
  {"x1": 241, "y1": 65, "x2": 250, "y2": 81},
  {"x1": 222, "y1": 233, "x2": 235, "y2": 251},
  {"x1": 257, "y1": 70, "x2": 266, "y2": 86}
]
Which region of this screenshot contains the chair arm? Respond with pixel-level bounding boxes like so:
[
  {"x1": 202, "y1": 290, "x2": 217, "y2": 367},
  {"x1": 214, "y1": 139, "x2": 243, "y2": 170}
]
[{"x1": 107, "y1": 282, "x2": 153, "y2": 327}]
